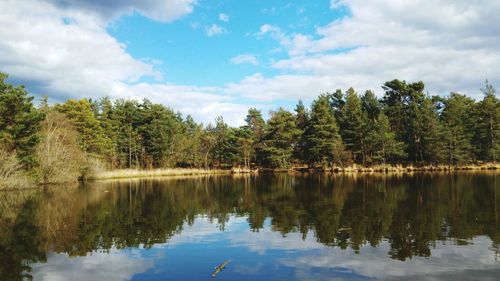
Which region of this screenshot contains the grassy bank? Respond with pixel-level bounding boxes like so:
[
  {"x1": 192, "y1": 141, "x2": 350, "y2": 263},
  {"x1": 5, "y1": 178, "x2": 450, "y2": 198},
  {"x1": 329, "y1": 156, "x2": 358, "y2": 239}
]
[
  {"x1": 92, "y1": 163, "x2": 500, "y2": 181},
  {"x1": 92, "y1": 168, "x2": 233, "y2": 180},
  {"x1": 293, "y1": 163, "x2": 500, "y2": 173}
]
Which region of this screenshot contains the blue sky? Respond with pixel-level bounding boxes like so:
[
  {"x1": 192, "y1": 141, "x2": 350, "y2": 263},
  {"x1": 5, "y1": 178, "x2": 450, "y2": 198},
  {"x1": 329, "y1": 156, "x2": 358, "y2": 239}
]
[
  {"x1": 108, "y1": 0, "x2": 343, "y2": 86},
  {"x1": 1, "y1": 0, "x2": 499, "y2": 125}
]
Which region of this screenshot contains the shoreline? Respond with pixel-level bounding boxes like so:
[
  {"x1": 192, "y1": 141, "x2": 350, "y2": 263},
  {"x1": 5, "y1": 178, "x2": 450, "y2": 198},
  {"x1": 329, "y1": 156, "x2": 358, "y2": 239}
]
[
  {"x1": 91, "y1": 164, "x2": 500, "y2": 181},
  {"x1": 3, "y1": 164, "x2": 498, "y2": 190}
]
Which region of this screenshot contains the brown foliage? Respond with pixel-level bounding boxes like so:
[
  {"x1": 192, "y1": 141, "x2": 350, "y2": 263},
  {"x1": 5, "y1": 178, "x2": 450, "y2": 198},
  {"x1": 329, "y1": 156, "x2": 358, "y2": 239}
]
[
  {"x1": 0, "y1": 148, "x2": 32, "y2": 189},
  {"x1": 36, "y1": 111, "x2": 85, "y2": 184}
]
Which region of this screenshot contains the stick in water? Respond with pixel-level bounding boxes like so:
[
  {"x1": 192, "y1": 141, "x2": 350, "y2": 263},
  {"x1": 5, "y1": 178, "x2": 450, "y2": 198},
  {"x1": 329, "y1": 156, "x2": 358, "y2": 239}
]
[{"x1": 211, "y1": 260, "x2": 231, "y2": 278}]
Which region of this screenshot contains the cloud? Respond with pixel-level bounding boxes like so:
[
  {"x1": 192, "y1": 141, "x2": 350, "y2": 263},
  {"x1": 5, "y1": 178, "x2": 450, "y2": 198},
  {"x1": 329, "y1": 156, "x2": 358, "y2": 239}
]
[
  {"x1": 232, "y1": 0, "x2": 500, "y2": 100},
  {"x1": 257, "y1": 24, "x2": 291, "y2": 47},
  {"x1": 32, "y1": 249, "x2": 154, "y2": 281},
  {"x1": 206, "y1": 23, "x2": 227, "y2": 37},
  {"x1": 2, "y1": 0, "x2": 499, "y2": 128},
  {"x1": 0, "y1": 0, "x2": 250, "y2": 126},
  {"x1": 111, "y1": 82, "x2": 251, "y2": 126},
  {"x1": 230, "y1": 54, "x2": 259, "y2": 65},
  {"x1": 280, "y1": 236, "x2": 500, "y2": 281},
  {"x1": 42, "y1": 0, "x2": 196, "y2": 23},
  {"x1": 0, "y1": 0, "x2": 157, "y2": 101},
  {"x1": 219, "y1": 13, "x2": 229, "y2": 22},
  {"x1": 330, "y1": 0, "x2": 347, "y2": 9},
  {"x1": 225, "y1": 73, "x2": 337, "y2": 102}
]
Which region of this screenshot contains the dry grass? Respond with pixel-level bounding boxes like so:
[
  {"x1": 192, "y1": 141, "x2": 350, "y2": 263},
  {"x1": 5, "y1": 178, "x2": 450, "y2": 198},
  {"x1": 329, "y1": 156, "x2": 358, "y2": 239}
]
[
  {"x1": 92, "y1": 168, "x2": 231, "y2": 180},
  {"x1": 92, "y1": 163, "x2": 500, "y2": 181},
  {"x1": 314, "y1": 163, "x2": 500, "y2": 173},
  {"x1": 0, "y1": 149, "x2": 34, "y2": 190}
]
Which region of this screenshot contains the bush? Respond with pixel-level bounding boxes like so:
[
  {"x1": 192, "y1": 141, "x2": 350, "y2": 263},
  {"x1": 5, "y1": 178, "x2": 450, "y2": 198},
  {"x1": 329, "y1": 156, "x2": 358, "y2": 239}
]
[
  {"x1": 0, "y1": 148, "x2": 33, "y2": 189},
  {"x1": 36, "y1": 111, "x2": 85, "y2": 184}
]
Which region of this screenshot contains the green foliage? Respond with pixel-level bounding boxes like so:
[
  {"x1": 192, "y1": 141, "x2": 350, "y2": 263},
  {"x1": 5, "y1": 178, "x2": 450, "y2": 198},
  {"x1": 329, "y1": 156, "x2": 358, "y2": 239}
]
[
  {"x1": 338, "y1": 88, "x2": 369, "y2": 164},
  {"x1": 54, "y1": 99, "x2": 113, "y2": 158},
  {"x1": 381, "y1": 79, "x2": 443, "y2": 163},
  {"x1": 0, "y1": 73, "x2": 44, "y2": 167},
  {"x1": 2, "y1": 71, "x2": 500, "y2": 175},
  {"x1": 473, "y1": 81, "x2": 500, "y2": 162},
  {"x1": 293, "y1": 100, "x2": 308, "y2": 163},
  {"x1": 441, "y1": 93, "x2": 475, "y2": 165},
  {"x1": 305, "y1": 95, "x2": 344, "y2": 167},
  {"x1": 367, "y1": 113, "x2": 407, "y2": 164},
  {"x1": 244, "y1": 108, "x2": 266, "y2": 166},
  {"x1": 261, "y1": 108, "x2": 301, "y2": 168}
]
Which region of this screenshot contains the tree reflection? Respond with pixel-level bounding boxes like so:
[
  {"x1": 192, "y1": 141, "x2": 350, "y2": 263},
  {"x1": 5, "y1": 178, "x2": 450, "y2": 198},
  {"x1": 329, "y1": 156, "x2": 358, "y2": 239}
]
[{"x1": 0, "y1": 173, "x2": 499, "y2": 280}]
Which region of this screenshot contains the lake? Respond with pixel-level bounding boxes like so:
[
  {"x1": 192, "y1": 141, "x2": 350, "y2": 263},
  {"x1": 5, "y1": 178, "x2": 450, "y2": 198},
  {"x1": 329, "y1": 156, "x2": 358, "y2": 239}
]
[{"x1": 1, "y1": 173, "x2": 499, "y2": 281}]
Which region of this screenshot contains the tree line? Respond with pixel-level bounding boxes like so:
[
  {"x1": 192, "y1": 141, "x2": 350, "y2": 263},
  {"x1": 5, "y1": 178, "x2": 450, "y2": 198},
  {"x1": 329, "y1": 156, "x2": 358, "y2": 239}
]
[{"x1": 0, "y1": 72, "x2": 499, "y2": 184}]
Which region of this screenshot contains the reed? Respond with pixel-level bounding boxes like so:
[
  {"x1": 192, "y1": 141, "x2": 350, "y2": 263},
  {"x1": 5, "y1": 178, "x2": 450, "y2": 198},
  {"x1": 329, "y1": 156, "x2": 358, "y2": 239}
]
[{"x1": 92, "y1": 168, "x2": 231, "y2": 180}]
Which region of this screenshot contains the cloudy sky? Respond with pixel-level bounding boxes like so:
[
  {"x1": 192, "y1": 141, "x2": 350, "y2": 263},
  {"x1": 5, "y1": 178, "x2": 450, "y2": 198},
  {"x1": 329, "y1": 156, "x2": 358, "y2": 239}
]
[{"x1": 1, "y1": 0, "x2": 499, "y2": 125}]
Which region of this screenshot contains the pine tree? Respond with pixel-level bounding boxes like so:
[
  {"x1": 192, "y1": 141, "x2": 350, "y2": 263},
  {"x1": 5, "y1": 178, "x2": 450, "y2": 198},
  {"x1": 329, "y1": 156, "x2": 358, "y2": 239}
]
[
  {"x1": 0, "y1": 73, "x2": 44, "y2": 167},
  {"x1": 441, "y1": 93, "x2": 475, "y2": 165},
  {"x1": 367, "y1": 113, "x2": 406, "y2": 164},
  {"x1": 474, "y1": 81, "x2": 500, "y2": 162},
  {"x1": 244, "y1": 108, "x2": 266, "y2": 166},
  {"x1": 305, "y1": 95, "x2": 344, "y2": 168},
  {"x1": 261, "y1": 108, "x2": 301, "y2": 168},
  {"x1": 294, "y1": 100, "x2": 308, "y2": 163},
  {"x1": 340, "y1": 88, "x2": 368, "y2": 164},
  {"x1": 111, "y1": 99, "x2": 143, "y2": 168},
  {"x1": 55, "y1": 99, "x2": 114, "y2": 159}
]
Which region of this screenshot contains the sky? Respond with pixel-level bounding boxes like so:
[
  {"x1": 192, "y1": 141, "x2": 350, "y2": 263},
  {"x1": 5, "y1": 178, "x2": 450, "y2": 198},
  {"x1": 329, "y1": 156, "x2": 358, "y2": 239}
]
[{"x1": 1, "y1": 0, "x2": 499, "y2": 125}]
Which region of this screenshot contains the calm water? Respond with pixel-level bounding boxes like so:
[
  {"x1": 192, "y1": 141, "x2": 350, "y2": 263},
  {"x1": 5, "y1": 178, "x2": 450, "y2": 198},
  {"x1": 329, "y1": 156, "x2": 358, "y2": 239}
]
[{"x1": 1, "y1": 173, "x2": 500, "y2": 281}]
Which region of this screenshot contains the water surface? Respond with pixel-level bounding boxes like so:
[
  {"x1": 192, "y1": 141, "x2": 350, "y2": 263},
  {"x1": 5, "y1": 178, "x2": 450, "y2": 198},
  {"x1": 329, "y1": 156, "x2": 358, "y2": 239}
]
[{"x1": 1, "y1": 173, "x2": 499, "y2": 281}]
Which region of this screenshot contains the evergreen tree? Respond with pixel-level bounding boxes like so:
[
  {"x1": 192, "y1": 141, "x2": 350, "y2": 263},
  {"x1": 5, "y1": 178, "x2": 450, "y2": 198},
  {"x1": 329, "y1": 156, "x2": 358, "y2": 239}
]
[
  {"x1": 55, "y1": 99, "x2": 114, "y2": 163},
  {"x1": 0, "y1": 73, "x2": 43, "y2": 167},
  {"x1": 244, "y1": 108, "x2": 266, "y2": 166},
  {"x1": 212, "y1": 117, "x2": 238, "y2": 168},
  {"x1": 305, "y1": 95, "x2": 344, "y2": 167},
  {"x1": 441, "y1": 93, "x2": 475, "y2": 165},
  {"x1": 367, "y1": 113, "x2": 406, "y2": 164},
  {"x1": 474, "y1": 81, "x2": 500, "y2": 162},
  {"x1": 381, "y1": 79, "x2": 443, "y2": 163},
  {"x1": 200, "y1": 124, "x2": 217, "y2": 169},
  {"x1": 261, "y1": 108, "x2": 301, "y2": 168},
  {"x1": 182, "y1": 115, "x2": 203, "y2": 167},
  {"x1": 234, "y1": 127, "x2": 253, "y2": 169},
  {"x1": 340, "y1": 88, "x2": 368, "y2": 164},
  {"x1": 361, "y1": 90, "x2": 381, "y2": 121},
  {"x1": 96, "y1": 97, "x2": 118, "y2": 165},
  {"x1": 294, "y1": 100, "x2": 308, "y2": 163},
  {"x1": 419, "y1": 96, "x2": 445, "y2": 163},
  {"x1": 112, "y1": 99, "x2": 143, "y2": 168},
  {"x1": 140, "y1": 99, "x2": 184, "y2": 167}
]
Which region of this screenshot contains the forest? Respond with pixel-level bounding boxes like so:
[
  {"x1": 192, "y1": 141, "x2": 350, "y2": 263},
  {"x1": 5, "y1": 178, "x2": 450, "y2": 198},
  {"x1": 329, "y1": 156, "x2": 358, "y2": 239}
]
[{"x1": 0, "y1": 72, "x2": 499, "y2": 186}]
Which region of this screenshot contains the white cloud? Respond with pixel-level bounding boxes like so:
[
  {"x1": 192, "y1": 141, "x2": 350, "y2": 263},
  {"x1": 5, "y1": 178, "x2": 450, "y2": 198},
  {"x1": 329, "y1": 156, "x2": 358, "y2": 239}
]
[
  {"x1": 0, "y1": 0, "x2": 249, "y2": 126},
  {"x1": 42, "y1": 0, "x2": 196, "y2": 23},
  {"x1": 0, "y1": 0, "x2": 157, "y2": 101},
  {"x1": 225, "y1": 73, "x2": 339, "y2": 102},
  {"x1": 219, "y1": 13, "x2": 229, "y2": 22},
  {"x1": 2, "y1": 0, "x2": 499, "y2": 127},
  {"x1": 280, "y1": 236, "x2": 500, "y2": 281},
  {"x1": 257, "y1": 24, "x2": 291, "y2": 47},
  {"x1": 230, "y1": 54, "x2": 259, "y2": 65},
  {"x1": 330, "y1": 0, "x2": 347, "y2": 9},
  {"x1": 232, "y1": 0, "x2": 500, "y2": 101},
  {"x1": 206, "y1": 23, "x2": 227, "y2": 37},
  {"x1": 32, "y1": 249, "x2": 154, "y2": 281}
]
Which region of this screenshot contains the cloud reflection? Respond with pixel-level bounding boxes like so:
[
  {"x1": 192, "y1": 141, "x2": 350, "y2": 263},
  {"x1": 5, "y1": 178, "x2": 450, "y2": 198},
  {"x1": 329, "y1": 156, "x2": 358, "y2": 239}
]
[{"x1": 31, "y1": 249, "x2": 154, "y2": 281}]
